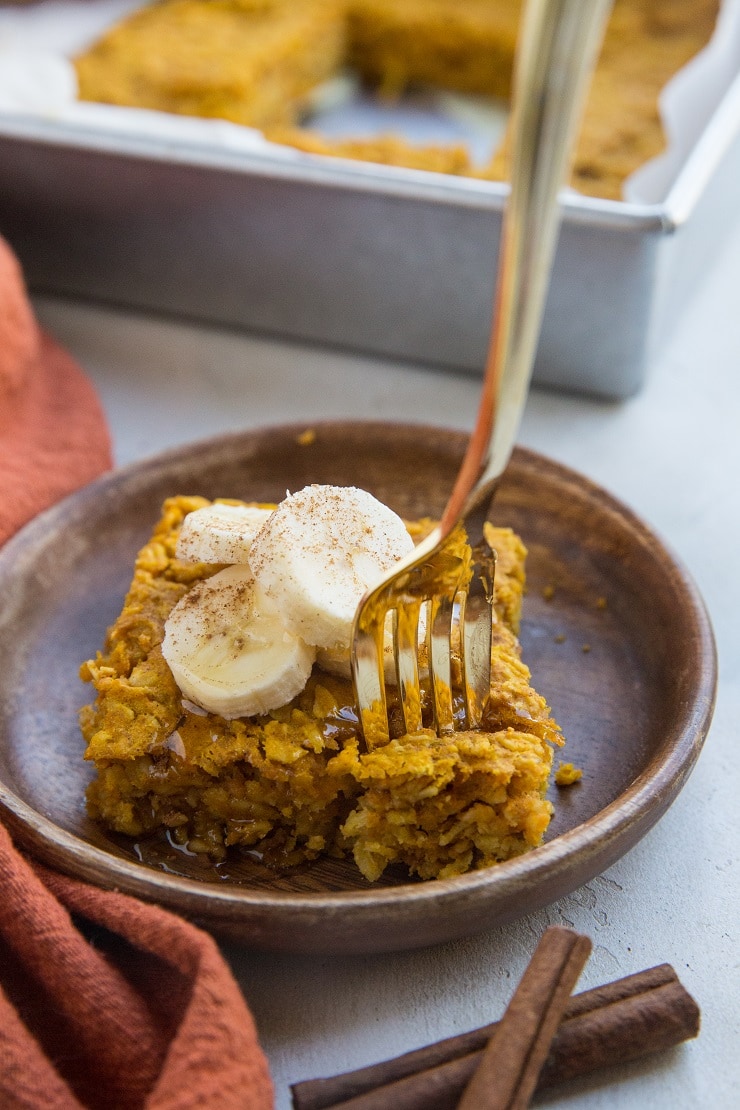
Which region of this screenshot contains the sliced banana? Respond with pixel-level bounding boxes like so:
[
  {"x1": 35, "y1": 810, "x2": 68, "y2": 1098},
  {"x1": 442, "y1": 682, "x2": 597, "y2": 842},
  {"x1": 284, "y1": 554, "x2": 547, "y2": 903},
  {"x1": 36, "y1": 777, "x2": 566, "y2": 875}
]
[
  {"x1": 176, "y1": 502, "x2": 273, "y2": 565},
  {"x1": 249, "y1": 484, "x2": 414, "y2": 651},
  {"x1": 161, "y1": 564, "x2": 315, "y2": 719}
]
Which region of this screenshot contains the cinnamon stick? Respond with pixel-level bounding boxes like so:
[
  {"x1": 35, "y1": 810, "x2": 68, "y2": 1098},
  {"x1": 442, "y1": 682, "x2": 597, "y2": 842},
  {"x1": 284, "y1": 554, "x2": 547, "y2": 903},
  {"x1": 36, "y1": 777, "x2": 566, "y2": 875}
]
[
  {"x1": 456, "y1": 927, "x2": 591, "y2": 1109},
  {"x1": 538, "y1": 977, "x2": 700, "y2": 1086},
  {"x1": 290, "y1": 964, "x2": 699, "y2": 1110}
]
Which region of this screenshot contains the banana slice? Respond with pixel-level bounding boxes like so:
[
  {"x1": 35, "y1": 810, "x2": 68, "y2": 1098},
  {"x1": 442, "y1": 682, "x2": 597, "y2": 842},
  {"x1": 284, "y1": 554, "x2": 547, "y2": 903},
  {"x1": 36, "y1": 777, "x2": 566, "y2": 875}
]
[
  {"x1": 249, "y1": 484, "x2": 414, "y2": 651},
  {"x1": 161, "y1": 564, "x2": 315, "y2": 719},
  {"x1": 176, "y1": 502, "x2": 273, "y2": 565}
]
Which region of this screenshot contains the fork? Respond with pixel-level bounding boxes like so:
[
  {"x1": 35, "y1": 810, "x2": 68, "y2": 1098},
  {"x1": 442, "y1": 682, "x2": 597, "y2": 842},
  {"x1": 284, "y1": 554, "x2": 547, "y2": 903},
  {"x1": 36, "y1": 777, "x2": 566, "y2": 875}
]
[{"x1": 351, "y1": 0, "x2": 614, "y2": 748}]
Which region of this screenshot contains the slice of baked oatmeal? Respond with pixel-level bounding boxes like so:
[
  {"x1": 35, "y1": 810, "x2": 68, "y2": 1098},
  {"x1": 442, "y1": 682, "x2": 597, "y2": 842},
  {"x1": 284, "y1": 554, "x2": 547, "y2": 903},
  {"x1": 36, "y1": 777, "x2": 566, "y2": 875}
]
[
  {"x1": 75, "y1": 0, "x2": 347, "y2": 129},
  {"x1": 80, "y1": 494, "x2": 562, "y2": 882}
]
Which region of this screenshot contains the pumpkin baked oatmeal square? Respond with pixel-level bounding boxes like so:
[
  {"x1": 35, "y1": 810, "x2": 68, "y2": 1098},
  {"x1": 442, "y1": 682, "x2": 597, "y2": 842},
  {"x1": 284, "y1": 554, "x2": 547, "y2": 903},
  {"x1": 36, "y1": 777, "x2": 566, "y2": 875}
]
[
  {"x1": 74, "y1": 0, "x2": 347, "y2": 130},
  {"x1": 80, "y1": 494, "x2": 563, "y2": 883}
]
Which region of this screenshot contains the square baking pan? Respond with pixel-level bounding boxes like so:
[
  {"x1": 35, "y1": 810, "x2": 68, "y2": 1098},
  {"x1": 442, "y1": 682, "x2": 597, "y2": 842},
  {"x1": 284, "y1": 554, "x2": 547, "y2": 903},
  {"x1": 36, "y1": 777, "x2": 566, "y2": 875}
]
[{"x1": 1, "y1": 66, "x2": 739, "y2": 399}]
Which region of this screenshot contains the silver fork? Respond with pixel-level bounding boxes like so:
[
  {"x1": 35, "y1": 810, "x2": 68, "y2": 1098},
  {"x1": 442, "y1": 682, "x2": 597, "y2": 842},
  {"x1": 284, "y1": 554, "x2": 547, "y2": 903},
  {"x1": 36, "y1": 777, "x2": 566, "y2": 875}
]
[{"x1": 351, "y1": 0, "x2": 613, "y2": 748}]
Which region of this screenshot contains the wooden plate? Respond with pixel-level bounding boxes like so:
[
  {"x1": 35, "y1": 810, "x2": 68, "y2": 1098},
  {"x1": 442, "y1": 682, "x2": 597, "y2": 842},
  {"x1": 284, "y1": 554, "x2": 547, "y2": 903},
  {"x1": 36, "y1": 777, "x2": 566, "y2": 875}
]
[{"x1": 0, "y1": 422, "x2": 716, "y2": 954}]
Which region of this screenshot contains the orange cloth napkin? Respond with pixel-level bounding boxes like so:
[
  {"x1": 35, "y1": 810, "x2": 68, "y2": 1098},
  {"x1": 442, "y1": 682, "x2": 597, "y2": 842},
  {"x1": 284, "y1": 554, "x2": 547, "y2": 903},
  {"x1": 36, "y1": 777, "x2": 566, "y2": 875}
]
[{"x1": 0, "y1": 236, "x2": 274, "y2": 1110}]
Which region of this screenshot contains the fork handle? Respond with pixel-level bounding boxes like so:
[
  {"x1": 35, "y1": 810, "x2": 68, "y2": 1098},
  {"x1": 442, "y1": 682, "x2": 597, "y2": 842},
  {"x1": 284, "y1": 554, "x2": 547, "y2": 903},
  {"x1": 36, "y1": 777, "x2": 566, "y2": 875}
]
[{"x1": 441, "y1": 0, "x2": 613, "y2": 533}]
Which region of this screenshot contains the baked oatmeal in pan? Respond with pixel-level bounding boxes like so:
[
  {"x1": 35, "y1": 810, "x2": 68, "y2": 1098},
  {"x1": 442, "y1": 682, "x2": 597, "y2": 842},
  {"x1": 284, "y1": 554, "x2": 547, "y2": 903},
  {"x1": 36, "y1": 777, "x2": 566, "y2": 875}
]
[{"x1": 75, "y1": 0, "x2": 720, "y2": 199}]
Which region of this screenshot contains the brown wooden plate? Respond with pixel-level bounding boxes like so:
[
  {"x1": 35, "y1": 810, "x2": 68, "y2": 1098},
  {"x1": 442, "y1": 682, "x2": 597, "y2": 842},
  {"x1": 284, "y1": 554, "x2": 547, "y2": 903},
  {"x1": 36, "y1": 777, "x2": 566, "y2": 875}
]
[{"x1": 0, "y1": 422, "x2": 717, "y2": 953}]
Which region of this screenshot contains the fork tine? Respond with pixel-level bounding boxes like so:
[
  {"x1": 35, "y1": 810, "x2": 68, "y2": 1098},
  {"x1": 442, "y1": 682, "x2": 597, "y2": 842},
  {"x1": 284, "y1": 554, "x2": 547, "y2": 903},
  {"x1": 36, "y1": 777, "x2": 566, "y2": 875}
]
[
  {"x1": 427, "y1": 593, "x2": 455, "y2": 735},
  {"x1": 459, "y1": 592, "x2": 493, "y2": 730},
  {"x1": 393, "y1": 600, "x2": 424, "y2": 736},
  {"x1": 352, "y1": 615, "x2": 390, "y2": 748},
  {"x1": 460, "y1": 545, "x2": 497, "y2": 729}
]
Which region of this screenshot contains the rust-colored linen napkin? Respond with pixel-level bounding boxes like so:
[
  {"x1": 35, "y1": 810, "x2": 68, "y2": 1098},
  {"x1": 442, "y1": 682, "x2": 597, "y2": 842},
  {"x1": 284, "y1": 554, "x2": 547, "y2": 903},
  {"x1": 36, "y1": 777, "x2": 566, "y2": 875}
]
[{"x1": 0, "y1": 235, "x2": 274, "y2": 1110}]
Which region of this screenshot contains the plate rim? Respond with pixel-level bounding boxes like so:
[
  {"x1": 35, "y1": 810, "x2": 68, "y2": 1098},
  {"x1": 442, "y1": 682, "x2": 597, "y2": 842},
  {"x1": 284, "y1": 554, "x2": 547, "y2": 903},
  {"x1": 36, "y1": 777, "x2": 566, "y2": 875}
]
[{"x1": 0, "y1": 421, "x2": 718, "y2": 946}]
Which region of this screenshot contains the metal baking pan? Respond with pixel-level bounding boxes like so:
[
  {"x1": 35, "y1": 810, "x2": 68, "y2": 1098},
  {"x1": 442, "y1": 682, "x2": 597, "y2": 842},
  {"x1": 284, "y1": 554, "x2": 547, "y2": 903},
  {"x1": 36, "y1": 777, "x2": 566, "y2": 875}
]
[{"x1": 1, "y1": 66, "x2": 739, "y2": 399}]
